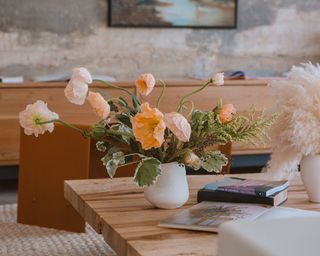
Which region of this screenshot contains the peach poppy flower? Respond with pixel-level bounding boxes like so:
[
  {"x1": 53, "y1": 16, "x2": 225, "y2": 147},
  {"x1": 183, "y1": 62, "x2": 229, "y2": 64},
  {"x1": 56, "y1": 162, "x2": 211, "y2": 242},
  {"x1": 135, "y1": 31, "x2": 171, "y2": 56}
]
[
  {"x1": 219, "y1": 104, "x2": 236, "y2": 123},
  {"x1": 164, "y1": 112, "x2": 191, "y2": 142},
  {"x1": 132, "y1": 102, "x2": 165, "y2": 150},
  {"x1": 135, "y1": 73, "x2": 156, "y2": 96},
  {"x1": 65, "y1": 67, "x2": 92, "y2": 105},
  {"x1": 87, "y1": 92, "x2": 110, "y2": 119}
]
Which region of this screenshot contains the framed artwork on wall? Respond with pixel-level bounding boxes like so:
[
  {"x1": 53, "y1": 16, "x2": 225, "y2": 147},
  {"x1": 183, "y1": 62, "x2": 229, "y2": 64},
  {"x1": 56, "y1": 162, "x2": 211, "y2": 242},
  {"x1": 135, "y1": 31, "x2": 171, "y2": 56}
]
[{"x1": 108, "y1": 0, "x2": 237, "y2": 29}]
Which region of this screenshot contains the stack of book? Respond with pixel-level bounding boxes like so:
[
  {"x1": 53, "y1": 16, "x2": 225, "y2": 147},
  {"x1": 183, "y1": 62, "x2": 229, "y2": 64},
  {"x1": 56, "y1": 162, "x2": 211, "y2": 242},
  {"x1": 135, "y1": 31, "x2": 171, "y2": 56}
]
[{"x1": 197, "y1": 177, "x2": 289, "y2": 206}]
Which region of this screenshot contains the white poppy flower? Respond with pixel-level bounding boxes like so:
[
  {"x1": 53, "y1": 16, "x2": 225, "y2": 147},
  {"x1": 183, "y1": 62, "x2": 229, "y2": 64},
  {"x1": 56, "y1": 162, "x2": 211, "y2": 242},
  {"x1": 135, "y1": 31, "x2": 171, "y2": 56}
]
[
  {"x1": 213, "y1": 72, "x2": 224, "y2": 86},
  {"x1": 19, "y1": 100, "x2": 59, "y2": 137}
]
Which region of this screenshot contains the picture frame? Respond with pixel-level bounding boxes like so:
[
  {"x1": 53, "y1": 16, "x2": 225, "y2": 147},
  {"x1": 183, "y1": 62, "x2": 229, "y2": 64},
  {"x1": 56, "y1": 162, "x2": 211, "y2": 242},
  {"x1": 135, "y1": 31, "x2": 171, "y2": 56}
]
[{"x1": 108, "y1": 0, "x2": 238, "y2": 29}]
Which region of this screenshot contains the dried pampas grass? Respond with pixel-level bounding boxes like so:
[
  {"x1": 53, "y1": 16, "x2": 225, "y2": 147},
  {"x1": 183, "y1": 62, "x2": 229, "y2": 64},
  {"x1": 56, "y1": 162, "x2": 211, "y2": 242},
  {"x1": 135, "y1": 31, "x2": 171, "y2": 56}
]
[{"x1": 268, "y1": 63, "x2": 320, "y2": 179}]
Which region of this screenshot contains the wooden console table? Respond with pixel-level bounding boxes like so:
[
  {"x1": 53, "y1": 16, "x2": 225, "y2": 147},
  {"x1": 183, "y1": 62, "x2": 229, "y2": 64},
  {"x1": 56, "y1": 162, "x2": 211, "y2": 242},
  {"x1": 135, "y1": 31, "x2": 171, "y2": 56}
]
[{"x1": 64, "y1": 173, "x2": 316, "y2": 256}]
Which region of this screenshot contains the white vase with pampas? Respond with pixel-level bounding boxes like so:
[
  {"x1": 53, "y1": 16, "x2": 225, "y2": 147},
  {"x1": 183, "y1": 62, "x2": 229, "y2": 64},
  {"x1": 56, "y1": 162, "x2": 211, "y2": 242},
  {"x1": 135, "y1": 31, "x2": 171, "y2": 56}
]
[{"x1": 267, "y1": 63, "x2": 320, "y2": 201}]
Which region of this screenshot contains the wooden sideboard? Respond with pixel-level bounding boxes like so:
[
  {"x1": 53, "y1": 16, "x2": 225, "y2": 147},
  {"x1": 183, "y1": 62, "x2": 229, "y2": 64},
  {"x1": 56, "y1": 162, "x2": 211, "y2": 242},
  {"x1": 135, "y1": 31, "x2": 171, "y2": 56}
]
[{"x1": 0, "y1": 79, "x2": 274, "y2": 166}]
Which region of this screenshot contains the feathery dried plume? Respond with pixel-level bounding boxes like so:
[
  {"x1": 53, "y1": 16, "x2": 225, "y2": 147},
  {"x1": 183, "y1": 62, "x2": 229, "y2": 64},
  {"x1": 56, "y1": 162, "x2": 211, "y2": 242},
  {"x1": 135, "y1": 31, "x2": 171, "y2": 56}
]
[{"x1": 267, "y1": 62, "x2": 320, "y2": 178}]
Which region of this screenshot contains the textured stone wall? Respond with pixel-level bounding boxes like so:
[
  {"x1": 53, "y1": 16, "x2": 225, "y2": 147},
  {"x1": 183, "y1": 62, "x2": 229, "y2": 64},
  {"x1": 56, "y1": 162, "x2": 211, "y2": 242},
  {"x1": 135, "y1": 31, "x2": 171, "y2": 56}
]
[{"x1": 0, "y1": 0, "x2": 319, "y2": 80}]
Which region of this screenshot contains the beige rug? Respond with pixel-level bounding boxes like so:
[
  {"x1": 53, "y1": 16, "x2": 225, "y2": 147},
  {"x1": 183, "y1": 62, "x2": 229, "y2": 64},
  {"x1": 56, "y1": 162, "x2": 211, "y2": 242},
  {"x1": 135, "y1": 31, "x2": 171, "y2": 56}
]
[{"x1": 0, "y1": 204, "x2": 116, "y2": 256}]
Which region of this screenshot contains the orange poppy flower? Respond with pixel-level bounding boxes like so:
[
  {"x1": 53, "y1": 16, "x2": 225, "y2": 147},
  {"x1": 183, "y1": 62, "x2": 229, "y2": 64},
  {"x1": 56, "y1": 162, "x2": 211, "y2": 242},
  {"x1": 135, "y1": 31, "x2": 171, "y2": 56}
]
[
  {"x1": 135, "y1": 73, "x2": 156, "y2": 96},
  {"x1": 219, "y1": 104, "x2": 236, "y2": 123},
  {"x1": 132, "y1": 103, "x2": 165, "y2": 150}
]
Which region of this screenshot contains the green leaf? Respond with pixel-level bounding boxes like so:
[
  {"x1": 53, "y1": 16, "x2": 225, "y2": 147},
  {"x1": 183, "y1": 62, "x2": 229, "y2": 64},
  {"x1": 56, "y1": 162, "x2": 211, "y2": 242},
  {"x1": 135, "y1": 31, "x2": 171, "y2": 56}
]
[
  {"x1": 90, "y1": 123, "x2": 106, "y2": 140},
  {"x1": 96, "y1": 141, "x2": 107, "y2": 152},
  {"x1": 112, "y1": 151, "x2": 125, "y2": 165},
  {"x1": 117, "y1": 97, "x2": 136, "y2": 115},
  {"x1": 101, "y1": 154, "x2": 112, "y2": 166},
  {"x1": 105, "y1": 158, "x2": 119, "y2": 178},
  {"x1": 110, "y1": 124, "x2": 133, "y2": 144},
  {"x1": 118, "y1": 97, "x2": 129, "y2": 107},
  {"x1": 101, "y1": 147, "x2": 124, "y2": 178},
  {"x1": 108, "y1": 100, "x2": 119, "y2": 112},
  {"x1": 134, "y1": 158, "x2": 161, "y2": 187},
  {"x1": 201, "y1": 151, "x2": 228, "y2": 173},
  {"x1": 108, "y1": 146, "x2": 121, "y2": 155},
  {"x1": 129, "y1": 138, "x2": 140, "y2": 153},
  {"x1": 164, "y1": 127, "x2": 170, "y2": 137},
  {"x1": 105, "y1": 151, "x2": 125, "y2": 178},
  {"x1": 132, "y1": 96, "x2": 141, "y2": 112},
  {"x1": 116, "y1": 113, "x2": 132, "y2": 128}
]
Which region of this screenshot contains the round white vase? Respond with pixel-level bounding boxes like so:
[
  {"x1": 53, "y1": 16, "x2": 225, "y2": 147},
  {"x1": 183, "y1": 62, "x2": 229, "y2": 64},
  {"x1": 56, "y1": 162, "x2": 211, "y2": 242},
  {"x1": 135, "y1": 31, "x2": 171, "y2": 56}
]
[
  {"x1": 144, "y1": 162, "x2": 189, "y2": 209},
  {"x1": 300, "y1": 155, "x2": 320, "y2": 203}
]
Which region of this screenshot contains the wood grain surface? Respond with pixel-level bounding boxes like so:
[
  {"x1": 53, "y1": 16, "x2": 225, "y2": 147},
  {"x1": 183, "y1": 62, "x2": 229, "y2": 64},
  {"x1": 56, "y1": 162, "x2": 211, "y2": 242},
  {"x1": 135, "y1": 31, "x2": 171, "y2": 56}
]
[{"x1": 64, "y1": 173, "x2": 313, "y2": 256}]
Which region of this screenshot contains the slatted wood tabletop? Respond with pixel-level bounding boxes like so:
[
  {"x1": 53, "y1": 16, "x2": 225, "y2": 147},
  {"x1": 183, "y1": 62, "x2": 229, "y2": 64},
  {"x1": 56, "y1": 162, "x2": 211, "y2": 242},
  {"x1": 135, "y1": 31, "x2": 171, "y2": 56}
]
[{"x1": 64, "y1": 173, "x2": 314, "y2": 256}]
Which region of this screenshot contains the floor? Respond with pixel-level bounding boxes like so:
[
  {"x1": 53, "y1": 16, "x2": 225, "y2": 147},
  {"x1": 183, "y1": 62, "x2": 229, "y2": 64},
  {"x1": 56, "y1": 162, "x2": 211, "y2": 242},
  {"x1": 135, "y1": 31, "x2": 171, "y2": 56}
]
[{"x1": 0, "y1": 179, "x2": 17, "y2": 204}]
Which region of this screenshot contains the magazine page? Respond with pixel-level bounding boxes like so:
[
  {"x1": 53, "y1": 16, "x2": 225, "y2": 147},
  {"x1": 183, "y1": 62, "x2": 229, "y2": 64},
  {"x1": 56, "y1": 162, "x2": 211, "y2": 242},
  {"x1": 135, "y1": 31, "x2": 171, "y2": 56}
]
[{"x1": 159, "y1": 201, "x2": 270, "y2": 232}]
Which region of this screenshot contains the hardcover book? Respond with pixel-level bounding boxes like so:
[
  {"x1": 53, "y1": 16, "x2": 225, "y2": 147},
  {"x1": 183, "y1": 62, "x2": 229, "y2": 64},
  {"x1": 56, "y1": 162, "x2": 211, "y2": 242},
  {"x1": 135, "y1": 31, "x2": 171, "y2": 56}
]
[
  {"x1": 197, "y1": 188, "x2": 287, "y2": 206},
  {"x1": 159, "y1": 201, "x2": 269, "y2": 233},
  {"x1": 203, "y1": 177, "x2": 289, "y2": 197}
]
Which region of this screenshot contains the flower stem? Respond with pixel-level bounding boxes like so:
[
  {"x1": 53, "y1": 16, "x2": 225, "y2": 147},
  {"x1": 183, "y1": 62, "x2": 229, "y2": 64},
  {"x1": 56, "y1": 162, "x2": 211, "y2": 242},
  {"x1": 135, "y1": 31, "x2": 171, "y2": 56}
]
[
  {"x1": 36, "y1": 119, "x2": 88, "y2": 137},
  {"x1": 93, "y1": 79, "x2": 141, "y2": 112},
  {"x1": 156, "y1": 79, "x2": 166, "y2": 108},
  {"x1": 165, "y1": 134, "x2": 178, "y2": 162},
  {"x1": 119, "y1": 160, "x2": 141, "y2": 168},
  {"x1": 177, "y1": 79, "x2": 213, "y2": 113},
  {"x1": 167, "y1": 148, "x2": 188, "y2": 163},
  {"x1": 94, "y1": 79, "x2": 133, "y2": 96},
  {"x1": 124, "y1": 153, "x2": 143, "y2": 158},
  {"x1": 180, "y1": 100, "x2": 194, "y2": 119},
  {"x1": 118, "y1": 153, "x2": 145, "y2": 168},
  {"x1": 158, "y1": 147, "x2": 164, "y2": 162}
]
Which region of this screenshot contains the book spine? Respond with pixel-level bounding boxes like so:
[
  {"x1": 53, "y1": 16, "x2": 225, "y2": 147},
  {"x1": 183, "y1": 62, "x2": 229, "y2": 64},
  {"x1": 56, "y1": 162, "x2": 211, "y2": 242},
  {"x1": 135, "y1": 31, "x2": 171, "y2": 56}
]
[
  {"x1": 197, "y1": 190, "x2": 275, "y2": 206},
  {"x1": 254, "y1": 186, "x2": 271, "y2": 197},
  {"x1": 255, "y1": 184, "x2": 289, "y2": 197},
  {"x1": 217, "y1": 187, "x2": 257, "y2": 195}
]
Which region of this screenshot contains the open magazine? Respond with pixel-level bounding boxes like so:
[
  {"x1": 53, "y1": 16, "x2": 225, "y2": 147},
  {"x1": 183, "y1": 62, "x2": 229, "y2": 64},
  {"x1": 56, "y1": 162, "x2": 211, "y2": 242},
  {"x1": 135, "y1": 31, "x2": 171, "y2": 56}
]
[
  {"x1": 159, "y1": 201, "x2": 269, "y2": 232},
  {"x1": 159, "y1": 201, "x2": 320, "y2": 233}
]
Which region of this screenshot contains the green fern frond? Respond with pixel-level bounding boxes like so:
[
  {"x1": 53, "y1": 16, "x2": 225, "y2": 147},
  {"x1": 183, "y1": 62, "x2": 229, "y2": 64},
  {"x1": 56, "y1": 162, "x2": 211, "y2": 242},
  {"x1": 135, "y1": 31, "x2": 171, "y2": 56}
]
[{"x1": 189, "y1": 108, "x2": 278, "y2": 148}]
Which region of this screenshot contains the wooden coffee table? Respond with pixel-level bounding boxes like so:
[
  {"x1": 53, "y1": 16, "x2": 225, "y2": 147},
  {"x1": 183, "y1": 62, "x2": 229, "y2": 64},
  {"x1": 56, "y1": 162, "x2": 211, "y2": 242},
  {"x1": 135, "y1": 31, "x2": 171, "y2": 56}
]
[{"x1": 64, "y1": 173, "x2": 317, "y2": 256}]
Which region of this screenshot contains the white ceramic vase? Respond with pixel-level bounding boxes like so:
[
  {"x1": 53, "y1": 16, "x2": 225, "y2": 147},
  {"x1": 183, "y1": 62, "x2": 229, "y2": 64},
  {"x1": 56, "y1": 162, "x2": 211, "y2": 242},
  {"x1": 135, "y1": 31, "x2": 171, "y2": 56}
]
[
  {"x1": 300, "y1": 155, "x2": 320, "y2": 203},
  {"x1": 144, "y1": 162, "x2": 189, "y2": 209}
]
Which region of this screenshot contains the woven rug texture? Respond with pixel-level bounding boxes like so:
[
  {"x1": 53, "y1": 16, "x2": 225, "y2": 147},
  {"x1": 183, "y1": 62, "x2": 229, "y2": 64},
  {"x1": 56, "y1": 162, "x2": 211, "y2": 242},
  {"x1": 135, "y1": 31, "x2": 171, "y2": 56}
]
[{"x1": 0, "y1": 204, "x2": 116, "y2": 256}]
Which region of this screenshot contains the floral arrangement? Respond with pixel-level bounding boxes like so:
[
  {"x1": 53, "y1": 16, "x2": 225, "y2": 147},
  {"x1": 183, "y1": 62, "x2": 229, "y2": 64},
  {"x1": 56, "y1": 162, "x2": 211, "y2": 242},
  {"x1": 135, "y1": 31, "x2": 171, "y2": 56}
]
[
  {"x1": 267, "y1": 63, "x2": 320, "y2": 177},
  {"x1": 19, "y1": 68, "x2": 276, "y2": 187}
]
